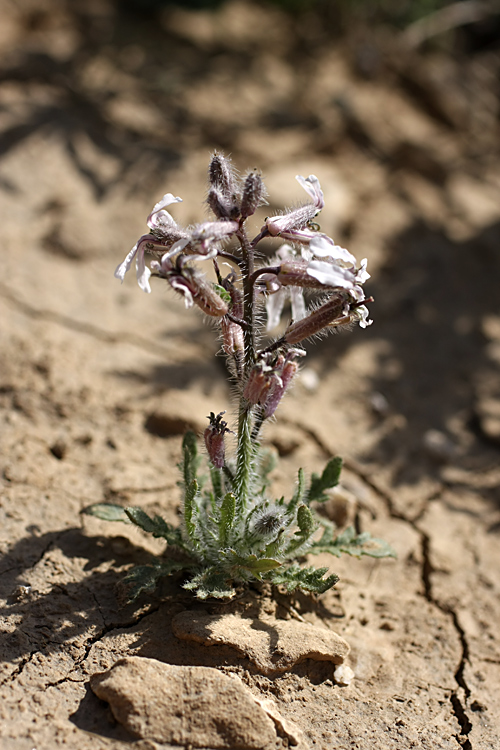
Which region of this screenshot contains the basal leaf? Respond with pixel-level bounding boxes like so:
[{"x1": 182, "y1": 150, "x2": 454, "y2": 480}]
[{"x1": 82, "y1": 503, "x2": 131, "y2": 523}]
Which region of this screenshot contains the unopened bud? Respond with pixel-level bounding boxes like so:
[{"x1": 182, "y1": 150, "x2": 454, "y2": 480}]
[
  {"x1": 243, "y1": 363, "x2": 272, "y2": 407},
  {"x1": 207, "y1": 187, "x2": 240, "y2": 220},
  {"x1": 263, "y1": 357, "x2": 299, "y2": 418},
  {"x1": 208, "y1": 152, "x2": 238, "y2": 200},
  {"x1": 284, "y1": 294, "x2": 350, "y2": 344},
  {"x1": 244, "y1": 349, "x2": 303, "y2": 417},
  {"x1": 204, "y1": 411, "x2": 232, "y2": 469},
  {"x1": 241, "y1": 171, "x2": 265, "y2": 219}
]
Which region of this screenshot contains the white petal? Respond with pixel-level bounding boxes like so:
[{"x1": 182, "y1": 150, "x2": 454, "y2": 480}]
[
  {"x1": 114, "y1": 243, "x2": 138, "y2": 282},
  {"x1": 356, "y1": 258, "x2": 370, "y2": 284},
  {"x1": 355, "y1": 305, "x2": 373, "y2": 328},
  {"x1": 290, "y1": 287, "x2": 306, "y2": 321},
  {"x1": 309, "y1": 235, "x2": 356, "y2": 265},
  {"x1": 266, "y1": 288, "x2": 287, "y2": 331},
  {"x1": 151, "y1": 193, "x2": 182, "y2": 215},
  {"x1": 161, "y1": 238, "x2": 190, "y2": 262},
  {"x1": 136, "y1": 255, "x2": 151, "y2": 294},
  {"x1": 276, "y1": 243, "x2": 295, "y2": 261},
  {"x1": 307, "y1": 260, "x2": 356, "y2": 289},
  {"x1": 170, "y1": 278, "x2": 193, "y2": 308},
  {"x1": 295, "y1": 174, "x2": 324, "y2": 208}
]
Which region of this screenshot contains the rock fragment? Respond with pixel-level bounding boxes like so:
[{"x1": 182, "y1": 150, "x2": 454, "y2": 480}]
[
  {"x1": 172, "y1": 611, "x2": 349, "y2": 674},
  {"x1": 90, "y1": 656, "x2": 278, "y2": 749}
]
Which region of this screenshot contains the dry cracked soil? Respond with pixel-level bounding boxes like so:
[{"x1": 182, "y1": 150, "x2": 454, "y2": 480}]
[{"x1": 1, "y1": 1, "x2": 500, "y2": 749}]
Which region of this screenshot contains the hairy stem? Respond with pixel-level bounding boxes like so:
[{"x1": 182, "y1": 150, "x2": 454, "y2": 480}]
[{"x1": 233, "y1": 226, "x2": 256, "y2": 510}]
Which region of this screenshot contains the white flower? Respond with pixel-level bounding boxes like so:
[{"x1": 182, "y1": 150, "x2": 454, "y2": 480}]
[
  {"x1": 264, "y1": 175, "x2": 326, "y2": 243},
  {"x1": 115, "y1": 193, "x2": 183, "y2": 293},
  {"x1": 264, "y1": 245, "x2": 307, "y2": 331}
]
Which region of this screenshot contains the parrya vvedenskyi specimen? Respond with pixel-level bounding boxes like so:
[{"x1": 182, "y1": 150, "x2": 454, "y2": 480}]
[{"x1": 85, "y1": 153, "x2": 395, "y2": 600}]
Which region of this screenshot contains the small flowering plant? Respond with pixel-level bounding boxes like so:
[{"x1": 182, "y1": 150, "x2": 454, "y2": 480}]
[{"x1": 85, "y1": 153, "x2": 394, "y2": 600}]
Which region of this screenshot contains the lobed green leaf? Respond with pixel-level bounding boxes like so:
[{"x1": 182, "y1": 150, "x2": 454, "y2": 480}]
[
  {"x1": 308, "y1": 456, "x2": 343, "y2": 502},
  {"x1": 268, "y1": 563, "x2": 339, "y2": 594}
]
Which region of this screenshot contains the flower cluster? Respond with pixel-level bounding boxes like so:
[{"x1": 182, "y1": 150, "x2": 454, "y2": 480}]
[{"x1": 87, "y1": 153, "x2": 395, "y2": 602}]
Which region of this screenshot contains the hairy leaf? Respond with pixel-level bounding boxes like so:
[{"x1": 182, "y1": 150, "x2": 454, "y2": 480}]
[
  {"x1": 283, "y1": 504, "x2": 316, "y2": 556},
  {"x1": 311, "y1": 525, "x2": 397, "y2": 559},
  {"x1": 123, "y1": 560, "x2": 186, "y2": 601},
  {"x1": 183, "y1": 567, "x2": 236, "y2": 599},
  {"x1": 83, "y1": 503, "x2": 131, "y2": 523},
  {"x1": 123, "y1": 508, "x2": 184, "y2": 547},
  {"x1": 308, "y1": 456, "x2": 342, "y2": 502},
  {"x1": 268, "y1": 563, "x2": 339, "y2": 594}
]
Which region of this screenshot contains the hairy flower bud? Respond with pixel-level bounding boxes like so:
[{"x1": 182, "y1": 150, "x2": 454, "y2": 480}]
[
  {"x1": 251, "y1": 505, "x2": 285, "y2": 538},
  {"x1": 263, "y1": 356, "x2": 299, "y2": 418},
  {"x1": 284, "y1": 294, "x2": 352, "y2": 344},
  {"x1": 244, "y1": 349, "x2": 304, "y2": 418},
  {"x1": 207, "y1": 187, "x2": 240, "y2": 220},
  {"x1": 204, "y1": 411, "x2": 232, "y2": 469},
  {"x1": 241, "y1": 171, "x2": 265, "y2": 219}
]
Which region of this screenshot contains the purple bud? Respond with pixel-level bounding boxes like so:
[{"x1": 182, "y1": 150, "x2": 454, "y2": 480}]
[
  {"x1": 208, "y1": 152, "x2": 238, "y2": 198},
  {"x1": 207, "y1": 187, "x2": 240, "y2": 221},
  {"x1": 243, "y1": 364, "x2": 272, "y2": 407},
  {"x1": 244, "y1": 349, "x2": 304, "y2": 417},
  {"x1": 241, "y1": 171, "x2": 265, "y2": 219},
  {"x1": 204, "y1": 411, "x2": 232, "y2": 469},
  {"x1": 263, "y1": 356, "x2": 299, "y2": 418}
]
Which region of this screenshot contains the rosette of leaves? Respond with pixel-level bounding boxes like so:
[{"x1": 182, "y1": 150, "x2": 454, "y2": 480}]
[{"x1": 84, "y1": 432, "x2": 395, "y2": 601}]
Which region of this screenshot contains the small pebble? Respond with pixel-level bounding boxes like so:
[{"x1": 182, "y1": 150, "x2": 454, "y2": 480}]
[{"x1": 334, "y1": 664, "x2": 355, "y2": 686}]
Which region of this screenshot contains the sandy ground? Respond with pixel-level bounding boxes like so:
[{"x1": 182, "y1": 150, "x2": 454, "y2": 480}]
[{"x1": 1, "y1": 1, "x2": 500, "y2": 748}]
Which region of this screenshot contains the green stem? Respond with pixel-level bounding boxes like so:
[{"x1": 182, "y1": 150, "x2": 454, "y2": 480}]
[
  {"x1": 234, "y1": 227, "x2": 256, "y2": 511},
  {"x1": 234, "y1": 404, "x2": 253, "y2": 514}
]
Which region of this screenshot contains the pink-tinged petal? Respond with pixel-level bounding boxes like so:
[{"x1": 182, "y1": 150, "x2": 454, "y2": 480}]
[
  {"x1": 306, "y1": 260, "x2": 356, "y2": 289},
  {"x1": 279, "y1": 227, "x2": 323, "y2": 244},
  {"x1": 266, "y1": 288, "x2": 287, "y2": 331},
  {"x1": 289, "y1": 287, "x2": 307, "y2": 321},
  {"x1": 309, "y1": 235, "x2": 356, "y2": 266},
  {"x1": 114, "y1": 243, "x2": 138, "y2": 282},
  {"x1": 187, "y1": 246, "x2": 219, "y2": 263},
  {"x1": 295, "y1": 174, "x2": 324, "y2": 210},
  {"x1": 349, "y1": 284, "x2": 364, "y2": 302},
  {"x1": 163, "y1": 238, "x2": 190, "y2": 261}
]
